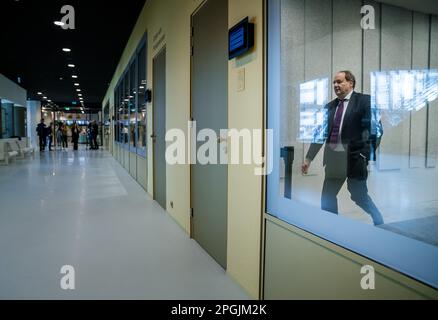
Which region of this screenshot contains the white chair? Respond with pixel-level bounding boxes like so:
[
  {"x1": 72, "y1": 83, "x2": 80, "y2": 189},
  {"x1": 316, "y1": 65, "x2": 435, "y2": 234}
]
[
  {"x1": 17, "y1": 139, "x2": 35, "y2": 158},
  {"x1": 7, "y1": 139, "x2": 24, "y2": 160},
  {"x1": 0, "y1": 140, "x2": 18, "y2": 165},
  {"x1": 0, "y1": 141, "x2": 8, "y2": 165}
]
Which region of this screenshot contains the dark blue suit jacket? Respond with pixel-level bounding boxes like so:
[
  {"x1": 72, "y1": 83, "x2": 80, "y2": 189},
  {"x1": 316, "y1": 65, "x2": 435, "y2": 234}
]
[{"x1": 306, "y1": 92, "x2": 373, "y2": 179}]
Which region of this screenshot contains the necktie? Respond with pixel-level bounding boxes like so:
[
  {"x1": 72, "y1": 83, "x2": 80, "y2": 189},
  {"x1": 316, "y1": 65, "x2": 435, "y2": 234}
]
[{"x1": 329, "y1": 99, "x2": 345, "y2": 149}]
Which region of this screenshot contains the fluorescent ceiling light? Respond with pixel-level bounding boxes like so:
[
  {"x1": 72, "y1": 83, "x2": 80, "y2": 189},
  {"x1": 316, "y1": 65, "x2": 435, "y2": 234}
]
[
  {"x1": 62, "y1": 48, "x2": 71, "y2": 52},
  {"x1": 72, "y1": 75, "x2": 78, "y2": 79},
  {"x1": 37, "y1": 92, "x2": 42, "y2": 95},
  {"x1": 54, "y1": 21, "x2": 65, "y2": 26},
  {"x1": 68, "y1": 64, "x2": 75, "y2": 68},
  {"x1": 76, "y1": 89, "x2": 81, "y2": 92},
  {"x1": 74, "y1": 83, "x2": 80, "y2": 86}
]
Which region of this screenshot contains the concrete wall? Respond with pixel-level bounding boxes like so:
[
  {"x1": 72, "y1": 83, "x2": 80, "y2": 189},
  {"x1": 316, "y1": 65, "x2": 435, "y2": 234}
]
[
  {"x1": 26, "y1": 101, "x2": 41, "y2": 148},
  {"x1": 0, "y1": 74, "x2": 28, "y2": 139},
  {"x1": 0, "y1": 74, "x2": 27, "y2": 107}
]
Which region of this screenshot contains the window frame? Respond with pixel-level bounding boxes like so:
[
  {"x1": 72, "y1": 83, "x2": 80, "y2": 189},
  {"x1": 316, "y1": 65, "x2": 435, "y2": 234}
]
[{"x1": 266, "y1": 0, "x2": 438, "y2": 289}]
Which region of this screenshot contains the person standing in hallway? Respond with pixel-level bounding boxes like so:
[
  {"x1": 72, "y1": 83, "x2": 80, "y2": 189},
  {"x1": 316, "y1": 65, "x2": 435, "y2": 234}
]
[
  {"x1": 62, "y1": 123, "x2": 69, "y2": 149},
  {"x1": 46, "y1": 123, "x2": 54, "y2": 151},
  {"x1": 92, "y1": 121, "x2": 99, "y2": 150},
  {"x1": 87, "y1": 122, "x2": 93, "y2": 150},
  {"x1": 71, "y1": 122, "x2": 80, "y2": 151},
  {"x1": 301, "y1": 71, "x2": 384, "y2": 226},
  {"x1": 56, "y1": 123, "x2": 63, "y2": 149},
  {"x1": 36, "y1": 119, "x2": 47, "y2": 152}
]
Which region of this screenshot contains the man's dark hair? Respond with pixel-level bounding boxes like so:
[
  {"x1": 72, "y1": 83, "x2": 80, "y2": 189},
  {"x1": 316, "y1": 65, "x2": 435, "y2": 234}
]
[{"x1": 340, "y1": 70, "x2": 356, "y2": 89}]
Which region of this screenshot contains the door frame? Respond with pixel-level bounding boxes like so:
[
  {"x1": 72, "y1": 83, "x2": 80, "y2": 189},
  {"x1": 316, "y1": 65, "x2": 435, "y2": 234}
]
[
  {"x1": 152, "y1": 46, "x2": 167, "y2": 205},
  {"x1": 189, "y1": 0, "x2": 229, "y2": 269},
  {"x1": 189, "y1": 0, "x2": 211, "y2": 238}
]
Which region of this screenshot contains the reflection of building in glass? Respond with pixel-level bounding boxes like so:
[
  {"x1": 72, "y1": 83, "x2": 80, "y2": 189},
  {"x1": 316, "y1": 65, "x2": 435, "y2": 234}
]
[
  {"x1": 298, "y1": 78, "x2": 328, "y2": 144},
  {"x1": 371, "y1": 69, "x2": 438, "y2": 127}
]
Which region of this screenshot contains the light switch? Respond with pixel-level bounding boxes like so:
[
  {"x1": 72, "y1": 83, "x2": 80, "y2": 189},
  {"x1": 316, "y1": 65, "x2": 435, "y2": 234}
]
[{"x1": 237, "y1": 68, "x2": 245, "y2": 92}]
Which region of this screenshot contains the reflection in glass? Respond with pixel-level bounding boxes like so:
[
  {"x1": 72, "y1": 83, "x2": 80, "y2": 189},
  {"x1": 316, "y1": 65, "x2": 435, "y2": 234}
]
[
  {"x1": 123, "y1": 72, "x2": 130, "y2": 145},
  {"x1": 371, "y1": 69, "x2": 438, "y2": 127},
  {"x1": 130, "y1": 60, "x2": 137, "y2": 149},
  {"x1": 298, "y1": 78, "x2": 329, "y2": 144},
  {"x1": 137, "y1": 42, "x2": 147, "y2": 155},
  {"x1": 267, "y1": 0, "x2": 438, "y2": 289}
]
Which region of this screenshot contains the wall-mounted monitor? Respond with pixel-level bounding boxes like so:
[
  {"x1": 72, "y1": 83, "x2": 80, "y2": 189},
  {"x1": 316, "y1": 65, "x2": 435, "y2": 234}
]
[{"x1": 229, "y1": 17, "x2": 254, "y2": 60}]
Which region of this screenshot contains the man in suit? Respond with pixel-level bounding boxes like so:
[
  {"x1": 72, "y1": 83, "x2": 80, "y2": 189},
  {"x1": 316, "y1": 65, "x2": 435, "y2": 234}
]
[
  {"x1": 301, "y1": 71, "x2": 384, "y2": 226},
  {"x1": 36, "y1": 118, "x2": 47, "y2": 152}
]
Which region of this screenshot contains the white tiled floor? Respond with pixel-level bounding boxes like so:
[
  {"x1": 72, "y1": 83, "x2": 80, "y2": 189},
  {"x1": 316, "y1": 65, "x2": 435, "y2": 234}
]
[{"x1": 0, "y1": 149, "x2": 249, "y2": 300}]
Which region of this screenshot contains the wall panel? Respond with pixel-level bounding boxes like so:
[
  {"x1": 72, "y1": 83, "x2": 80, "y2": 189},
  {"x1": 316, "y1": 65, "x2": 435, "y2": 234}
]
[
  {"x1": 379, "y1": 4, "x2": 412, "y2": 170},
  {"x1": 363, "y1": 0, "x2": 381, "y2": 95},
  {"x1": 427, "y1": 16, "x2": 438, "y2": 168},
  {"x1": 410, "y1": 12, "x2": 430, "y2": 168},
  {"x1": 281, "y1": 0, "x2": 305, "y2": 175},
  {"x1": 332, "y1": 0, "x2": 363, "y2": 91}
]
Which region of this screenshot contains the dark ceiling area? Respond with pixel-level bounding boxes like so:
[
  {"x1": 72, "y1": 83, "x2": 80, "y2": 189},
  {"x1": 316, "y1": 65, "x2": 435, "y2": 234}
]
[{"x1": 0, "y1": 0, "x2": 146, "y2": 112}]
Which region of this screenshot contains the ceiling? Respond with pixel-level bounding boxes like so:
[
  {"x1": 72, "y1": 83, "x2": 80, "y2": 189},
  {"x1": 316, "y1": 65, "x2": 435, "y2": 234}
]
[{"x1": 0, "y1": 0, "x2": 146, "y2": 112}]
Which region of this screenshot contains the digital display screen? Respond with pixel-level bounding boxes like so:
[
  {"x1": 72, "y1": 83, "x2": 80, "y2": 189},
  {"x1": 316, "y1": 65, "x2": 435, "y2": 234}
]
[
  {"x1": 229, "y1": 27, "x2": 245, "y2": 53},
  {"x1": 229, "y1": 17, "x2": 254, "y2": 60}
]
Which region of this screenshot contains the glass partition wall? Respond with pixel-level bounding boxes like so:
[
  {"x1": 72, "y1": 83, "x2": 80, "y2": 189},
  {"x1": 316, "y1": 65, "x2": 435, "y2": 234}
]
[
  {"x1": 267, "y1": 0, "x2": 438, "y2": 288},
  {"x1": 129, "y1": 59, "x2": 136, "y2": 151},
  {"x1": 114, "y1": 34, "x2": 148, "y2": 158},
  {"x1": 137, "y1": 42, "x2": 147, "y2": 157}
]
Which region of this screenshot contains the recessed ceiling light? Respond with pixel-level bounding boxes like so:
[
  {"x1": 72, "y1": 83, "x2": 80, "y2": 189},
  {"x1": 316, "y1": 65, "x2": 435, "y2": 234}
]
[
  {"x1": 54, "y1": 21, "x2": 65, "y2": 26},
  {"x1": 72, "y1": 75, "x2": 78, "y2": 79},
  {"x1": 43, "y1": 96, "x2": 47, "y2": 99},
  {"x1": 37, "y1": 92, "x2": 42, "y2": 95},
  {"x1": 62, "y1": 48, "x2": 71, "y2": 52},
  {"x1": 68, "y1": 64, "x2": 75, "y2": 68},
  {"x1": 74, "y1": 83, "x2": 80, "y2": 86},
  {"x1": 76, "y1": 89, "x2": 81, "y2": 92},
  {"x1": 48, "y1": 100, "x2": 52, "y2": 102}
]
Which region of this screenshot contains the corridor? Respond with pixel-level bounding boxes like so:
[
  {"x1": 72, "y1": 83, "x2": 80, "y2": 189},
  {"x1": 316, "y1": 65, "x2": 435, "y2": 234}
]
[{"x1": 0, "y1": 149, "x2": 249, "y2": 300}]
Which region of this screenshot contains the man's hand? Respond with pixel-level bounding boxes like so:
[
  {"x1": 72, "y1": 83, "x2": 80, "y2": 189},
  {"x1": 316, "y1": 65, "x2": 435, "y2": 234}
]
[{"x1": 302, "y1": 159, "x2": 311, "y2": 175}]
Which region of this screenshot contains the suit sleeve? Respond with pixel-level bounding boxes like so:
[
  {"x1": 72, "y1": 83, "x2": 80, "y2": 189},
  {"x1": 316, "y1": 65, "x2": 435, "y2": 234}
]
[
  {"x1": 306, "y1": 143, "x2": 323, "y2": 162},
  {"x1": 306, "y1": 101, "x2": 332, "y2": 161}
]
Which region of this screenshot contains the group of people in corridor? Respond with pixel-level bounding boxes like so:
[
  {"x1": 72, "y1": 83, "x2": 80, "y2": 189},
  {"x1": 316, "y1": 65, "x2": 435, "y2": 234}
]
[{"x1": 36, "y1": 119, "x2": 100, "y2": 152}]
